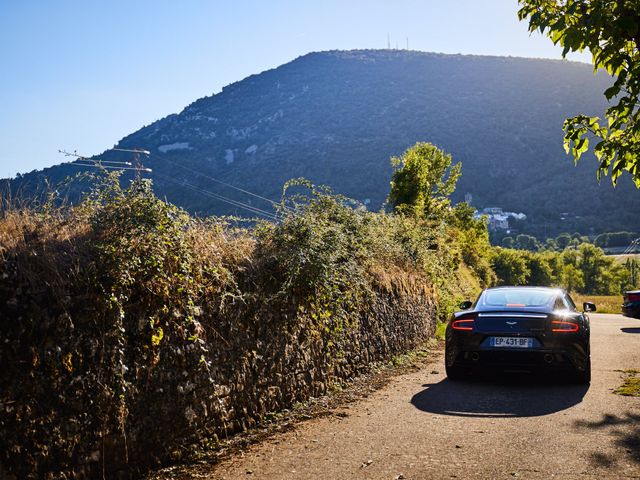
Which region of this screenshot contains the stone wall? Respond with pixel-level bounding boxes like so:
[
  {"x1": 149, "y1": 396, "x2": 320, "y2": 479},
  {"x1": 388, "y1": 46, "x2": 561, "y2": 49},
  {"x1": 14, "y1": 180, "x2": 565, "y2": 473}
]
[{"x1": 0, "y1": 263, "x2": 436, "y2": 479}]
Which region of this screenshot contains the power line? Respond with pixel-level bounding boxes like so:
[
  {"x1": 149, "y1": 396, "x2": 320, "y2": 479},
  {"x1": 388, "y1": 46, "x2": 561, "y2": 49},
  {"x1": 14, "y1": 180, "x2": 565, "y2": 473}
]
[
  {"x1": 624, "y1": 238, "x2": 640, "y2": 254},
  {"x1": 159, "y1": 175, "x2": 278, "y2": 221},
  {"x1": 113, "y1": 149, "x2": 300, "y2": 217},
  {"x1": 112, "y1": 148, "x2": 151, "y2": 155},
  {"x1": 60, "y1": 149, "x2": 152, "y2": 172},
  {"x1": 77, "y1": 160, "x2": 133, "y2": 166},
  {"x1": 62, "y1": 147, "x2": 279, "y2": 220},
  {"x1": 71, "y1": 163, "x2": 149, "y2": 172},
  {"x1": 106, "y1": 148, "x2": 285, "y2": 211},
  {"x1": 148, "y1": 153, "x2": 288, "y2": 211},
  {"x1": 153, "y1": 171, "x2": 278, "y2": 221},
  {"x1": 59, "y1": 149, "x2": 91, "y2": 160},
  {"x1": 96, "y1": 160, "x2": 133, "y2": 166}
]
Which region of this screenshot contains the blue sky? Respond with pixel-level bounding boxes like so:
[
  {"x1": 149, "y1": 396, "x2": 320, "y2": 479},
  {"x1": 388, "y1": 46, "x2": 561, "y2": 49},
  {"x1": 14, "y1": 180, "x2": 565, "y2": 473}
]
[{"x1": 0, "y1": 0, "x2": 591, "y2": 179}]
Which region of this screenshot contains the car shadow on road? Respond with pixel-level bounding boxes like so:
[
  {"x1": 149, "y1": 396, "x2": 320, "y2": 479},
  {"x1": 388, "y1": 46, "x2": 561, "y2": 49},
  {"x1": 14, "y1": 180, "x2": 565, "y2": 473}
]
[
  {"x1": 411, "y1": 373, "x2": 588, "y2": 418},
  {"x1": 621, "y1": 327, "x2": 640, "y2": 334}
]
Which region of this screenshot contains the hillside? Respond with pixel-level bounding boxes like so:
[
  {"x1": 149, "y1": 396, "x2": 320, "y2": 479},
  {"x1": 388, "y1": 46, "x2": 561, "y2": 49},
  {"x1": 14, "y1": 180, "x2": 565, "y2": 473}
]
[{"x1": 8, "y1": 49, "x2": 640, "y2": 236}]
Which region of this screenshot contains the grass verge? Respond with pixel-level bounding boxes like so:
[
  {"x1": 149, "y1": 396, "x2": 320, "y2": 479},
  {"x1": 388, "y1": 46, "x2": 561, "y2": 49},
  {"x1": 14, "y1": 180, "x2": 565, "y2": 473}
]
[
  {"x1": 435, "y1": 321, "x2": 447, "y2": 340},
  {"x1": 571, "y1": 294, "x2": 622, "y2": 314},
  {"x1": 614, "y1": 369, "x2": 640, "y2": 397}
]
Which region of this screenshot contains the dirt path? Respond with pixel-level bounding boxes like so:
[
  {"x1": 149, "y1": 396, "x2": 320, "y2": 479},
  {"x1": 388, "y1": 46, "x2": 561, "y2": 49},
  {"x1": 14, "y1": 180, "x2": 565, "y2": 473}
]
[{"x1": 207, "y1": 314, "x2": 640, "y2": 479}]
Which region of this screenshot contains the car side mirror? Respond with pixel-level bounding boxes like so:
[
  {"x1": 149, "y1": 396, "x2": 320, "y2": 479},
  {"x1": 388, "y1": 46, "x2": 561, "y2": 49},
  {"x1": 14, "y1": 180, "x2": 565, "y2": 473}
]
[
  {"x1": 459, "y1": 300, "x2": 473, "y2": 310},
  {"x1": 583, "y1": 302, "x2": 596, "y2": 312}
]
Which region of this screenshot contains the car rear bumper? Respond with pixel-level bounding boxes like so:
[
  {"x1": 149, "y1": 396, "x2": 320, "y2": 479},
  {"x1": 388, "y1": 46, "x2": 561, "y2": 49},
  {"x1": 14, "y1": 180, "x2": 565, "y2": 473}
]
[
  {"x1": 622, "y1": 303, "x2": 640, "y2": 319},
  {"x1": 446, "y1": 331, "x2": 590, "y2": 373},
  {"x1": 449, "y1": 348, "x2": 585, "y2": 372}
]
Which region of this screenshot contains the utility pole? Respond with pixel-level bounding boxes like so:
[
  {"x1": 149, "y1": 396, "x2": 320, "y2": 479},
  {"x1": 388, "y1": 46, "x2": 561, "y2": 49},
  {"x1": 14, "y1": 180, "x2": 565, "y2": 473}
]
[
  {"x1": 387, "y1": 33, "x2": 391, "y2": 49},
  {"x1": 112, "y1": 148, "x2": 151, "y2": 179}
]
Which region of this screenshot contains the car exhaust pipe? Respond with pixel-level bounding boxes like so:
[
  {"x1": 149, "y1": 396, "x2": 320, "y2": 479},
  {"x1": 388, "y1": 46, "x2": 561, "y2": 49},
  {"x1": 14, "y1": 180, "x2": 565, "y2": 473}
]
[
  {"x1": 544, "y1": 354, "x2": 554, "y2": 364},
  {"x1": 470, "y1": 352, "x2": 480, "y2": 362}
]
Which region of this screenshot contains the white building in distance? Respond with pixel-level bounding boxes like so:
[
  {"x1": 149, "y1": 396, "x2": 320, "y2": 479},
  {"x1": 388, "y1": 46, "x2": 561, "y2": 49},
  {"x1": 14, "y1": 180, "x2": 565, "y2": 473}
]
[{"x1": 477, "y1": 207, "x2": 527, "y2": 232}]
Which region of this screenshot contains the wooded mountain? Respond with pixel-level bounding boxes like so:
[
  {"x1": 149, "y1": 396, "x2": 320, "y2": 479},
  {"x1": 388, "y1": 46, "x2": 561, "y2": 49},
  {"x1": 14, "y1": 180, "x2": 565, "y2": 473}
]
[{"x1": 8, "y1": 50, "x2": 640, "y2": 236}]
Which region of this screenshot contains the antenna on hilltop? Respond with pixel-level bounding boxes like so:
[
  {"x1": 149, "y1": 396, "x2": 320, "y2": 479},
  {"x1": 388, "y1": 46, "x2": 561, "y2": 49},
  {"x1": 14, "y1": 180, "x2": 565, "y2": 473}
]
[
  {"x1": 406, "y1": 37, "x2": 409, "y2": 50},
  {"x1": 387, "y1": 33, "x2": 391, "y2": 49}
]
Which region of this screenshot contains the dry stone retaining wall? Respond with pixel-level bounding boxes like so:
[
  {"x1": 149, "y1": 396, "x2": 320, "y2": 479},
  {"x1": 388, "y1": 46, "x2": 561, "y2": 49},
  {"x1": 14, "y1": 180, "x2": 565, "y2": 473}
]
[{"x1": 0, "y1": 256, "x2": 436, "y2": 479}]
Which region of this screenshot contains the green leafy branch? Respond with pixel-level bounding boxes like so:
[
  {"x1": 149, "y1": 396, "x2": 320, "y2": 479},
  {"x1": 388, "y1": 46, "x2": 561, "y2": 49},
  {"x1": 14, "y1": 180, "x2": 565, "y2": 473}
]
[{"x1": 518, "y1": 0, "x2": 640, "y2": 186}]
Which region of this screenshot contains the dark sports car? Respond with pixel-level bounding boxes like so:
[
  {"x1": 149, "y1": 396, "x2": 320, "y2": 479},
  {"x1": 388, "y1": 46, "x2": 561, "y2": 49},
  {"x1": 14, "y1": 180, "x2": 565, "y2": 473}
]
[
  {"x1": 622, "y1": 290, "x2": 640, "y2": 319},
  {"x1": 445, "y1": 286, "x2": 594, "y2": 384}
]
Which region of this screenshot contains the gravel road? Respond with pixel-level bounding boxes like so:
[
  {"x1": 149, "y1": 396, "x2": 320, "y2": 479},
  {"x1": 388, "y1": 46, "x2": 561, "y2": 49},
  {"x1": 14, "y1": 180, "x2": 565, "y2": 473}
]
[{"x1": 210, "y1": 313, "x2": 640, "y2": 479}]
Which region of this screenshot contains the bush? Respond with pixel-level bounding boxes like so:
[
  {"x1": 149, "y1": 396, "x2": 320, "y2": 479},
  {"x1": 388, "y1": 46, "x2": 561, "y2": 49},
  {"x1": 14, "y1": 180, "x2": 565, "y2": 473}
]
[
  {"x1": 0, "y1": 176, "x2": 249, "y2": 477},
  {"x1": 492, "y1": 248, "x2": 530, "y2": 286},
  {"x1": 0, "y1": 175, "x2": 472, "y2": 478}
]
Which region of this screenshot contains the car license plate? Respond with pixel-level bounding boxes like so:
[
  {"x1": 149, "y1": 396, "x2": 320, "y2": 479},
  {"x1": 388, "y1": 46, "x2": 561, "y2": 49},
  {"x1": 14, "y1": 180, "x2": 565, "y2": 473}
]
[{"x1": 490, "y1": 337, "x2": 533, "y2": 348}]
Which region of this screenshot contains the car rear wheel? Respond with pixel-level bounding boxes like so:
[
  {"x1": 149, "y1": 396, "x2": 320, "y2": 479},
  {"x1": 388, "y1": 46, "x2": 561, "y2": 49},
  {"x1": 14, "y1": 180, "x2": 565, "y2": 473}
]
[
  {"x1": 574, "y1": 356, "x2": 591, "y2": 384},
  {"x1": 445, "y1": 363, "x2": 470, "y2": 381}
]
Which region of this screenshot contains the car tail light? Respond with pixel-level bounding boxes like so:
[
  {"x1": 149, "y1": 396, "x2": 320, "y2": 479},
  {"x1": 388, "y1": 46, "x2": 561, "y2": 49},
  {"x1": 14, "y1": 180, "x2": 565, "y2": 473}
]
[
  {"x1": 452, "y1": 319, "x2": 475, "y2": 331},
  {"x1": 628, "y1": 293, "x2": 640, "y2": 302},
  {"x1": 551, "y1": 320, "x2": 579, "y2": 332}
]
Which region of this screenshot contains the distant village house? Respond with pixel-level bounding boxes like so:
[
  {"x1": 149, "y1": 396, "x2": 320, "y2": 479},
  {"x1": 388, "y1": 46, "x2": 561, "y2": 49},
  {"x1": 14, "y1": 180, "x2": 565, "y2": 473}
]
[{"x1": 476, "y1": 207, "x2": 527, "y2": 232}]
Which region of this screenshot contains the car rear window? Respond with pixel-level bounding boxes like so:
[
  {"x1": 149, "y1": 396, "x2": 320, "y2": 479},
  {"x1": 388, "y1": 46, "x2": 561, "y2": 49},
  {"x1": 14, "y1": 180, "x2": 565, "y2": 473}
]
[{"x1": 481, "y1": 289, "x2": 556, "y2": 308}]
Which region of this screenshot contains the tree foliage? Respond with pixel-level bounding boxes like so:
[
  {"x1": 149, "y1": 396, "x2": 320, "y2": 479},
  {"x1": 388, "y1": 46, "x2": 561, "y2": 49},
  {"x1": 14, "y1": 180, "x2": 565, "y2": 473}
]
[
  {"x1": 515, "y1": 234, "x2": 542, "y2": 251},
  {"x1": 388, "y1": 142, "x2": 461, "y2": 220},
  {"x1": 493, "y1": 241, "x2": 637, "y2": 294},
  {"x1": 387, "y1": 143, "x2": 495, "y2": 286},
  {"x1": 518, "y1": 0, "x2": 640, "y2": 186},
  {"x1": 594, "y1": 230, "x2": 639, "y2": 247},
  {"x1": 492, "y1": 248, "x2": 531, "y2": 286},
  {"x1": 447, "y1": 202, "x2": 497, "y2": 286}
]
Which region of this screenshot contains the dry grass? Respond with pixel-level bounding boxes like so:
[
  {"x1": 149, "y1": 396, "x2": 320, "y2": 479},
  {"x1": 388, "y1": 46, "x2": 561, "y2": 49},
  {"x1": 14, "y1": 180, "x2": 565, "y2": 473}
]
[
  {"x1": 570, "y1": 293, "x2": 622, "y2": 314},
  {"x1": 0, "y1": 208, "x2": 41, "y2": 252},
  {"x1": 0, "y1": 206, "x2": 91, "y2": 297},
  {"x1": 611, "y1": 253, "x2": 640, "y2": 263},
  {"x1": 187, "y1": 220, "x2": 256, "y2": 270},
  {"x1": 367, "y1": 262, "x2": 435, "y2": 298}
]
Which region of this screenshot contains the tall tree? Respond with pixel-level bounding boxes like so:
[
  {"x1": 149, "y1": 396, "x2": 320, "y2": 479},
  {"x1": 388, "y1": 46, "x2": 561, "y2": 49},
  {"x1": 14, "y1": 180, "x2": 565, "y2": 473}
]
[
  {"x1": 388, "y1": 142, "x2": 461, "y2": 220},
  {"x1": 518, "y1": 0, "x2": 640, "y2": 186},
  {"x1": 492, "y1": 248, "x2": 531, "y2": 286}
]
